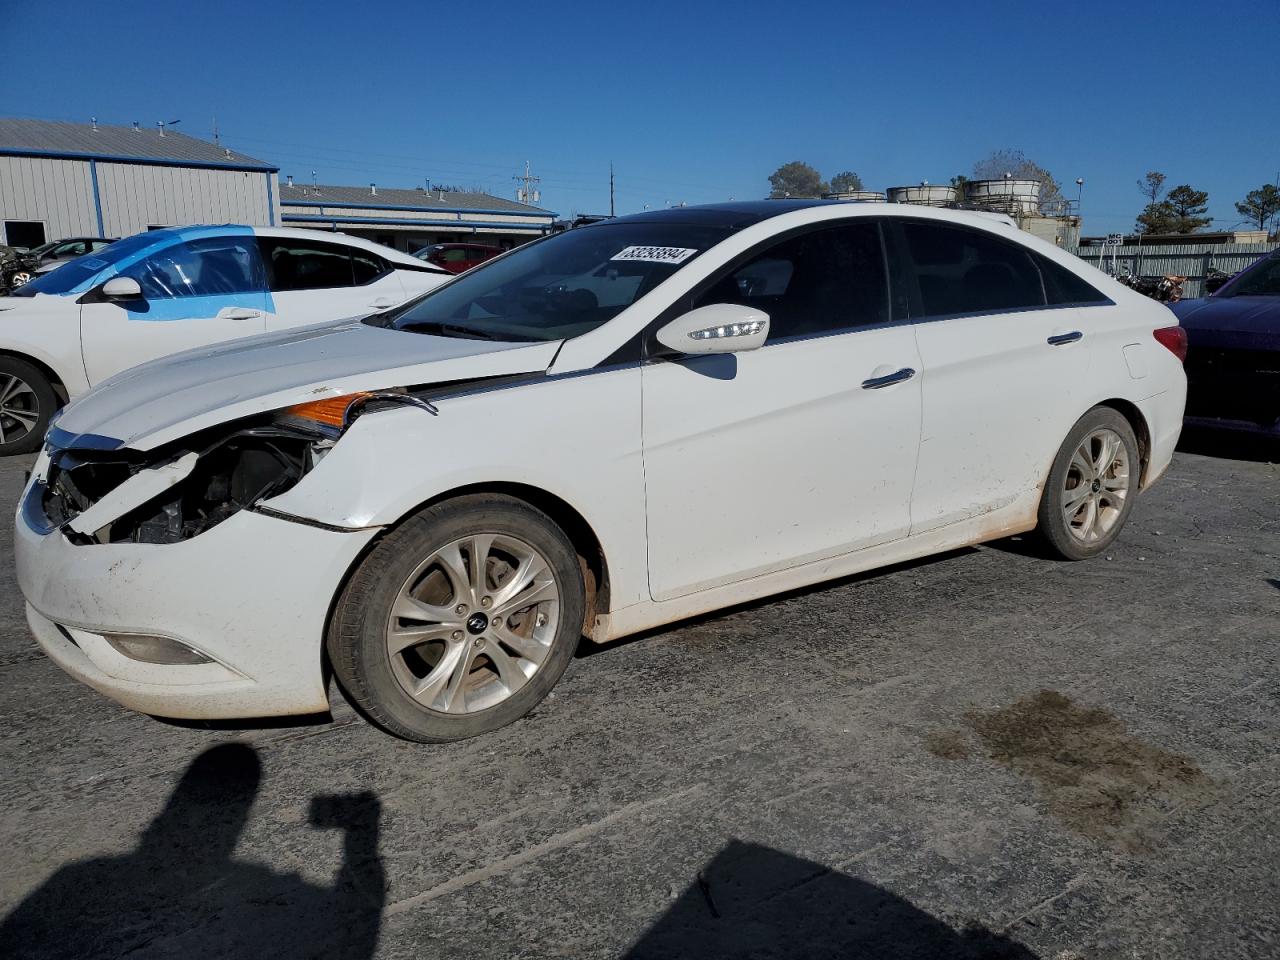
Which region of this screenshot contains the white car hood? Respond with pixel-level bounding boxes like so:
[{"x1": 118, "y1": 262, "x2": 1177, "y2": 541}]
[{"x1": 54, "y1": 318, "x2": 561, "y2": 450}]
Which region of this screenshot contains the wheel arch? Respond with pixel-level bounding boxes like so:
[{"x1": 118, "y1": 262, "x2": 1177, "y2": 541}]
[
  {"x1": 0, "y1": 348, "x2": 72, "y2": 405},
  {"x1": 324, "y1": 480, "x2": 613, "y2": 665},
  {"x1": 1095, "y1": 398, "x2": 1152, "y2": 486}
]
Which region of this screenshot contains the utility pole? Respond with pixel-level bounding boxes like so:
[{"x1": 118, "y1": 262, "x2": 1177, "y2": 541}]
[
  {"x1": 514, "y1": 161, "x2": 541, "y2": 206},
  {"x1": 609, "y1": 162, "x2": 615, "y2": 217}
]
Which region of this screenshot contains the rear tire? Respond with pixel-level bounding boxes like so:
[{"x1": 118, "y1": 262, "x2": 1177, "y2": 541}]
[
  {"x1": 0, "y1": 357, "x2": 57, "y2": 456},
  {"x1": 327, "y1": 494, "x2": 585, "y2": 742},
  {"x1": 1036, "y1": 407, "x2": 1140, "y2": 561}
]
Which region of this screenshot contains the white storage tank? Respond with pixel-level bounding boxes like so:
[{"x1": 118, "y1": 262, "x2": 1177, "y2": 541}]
[
  {"x1": 824, "y1": 190, "x2": 886, "y2": 202},
  {"x1": 886, "y1": 183, "x2": 957, "y2": 206},
  {"x1": 963, "y1": 178, "x2": 1043, "y2": 215}
]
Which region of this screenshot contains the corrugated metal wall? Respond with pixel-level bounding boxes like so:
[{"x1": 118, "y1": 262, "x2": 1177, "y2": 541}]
[
  {"x1": 1069, "y1": 242, "x2": 1279, "y2": 298},
  {"x1": 95, "y1": 164, "x2": 277, "y2": 236},
  {"x1": 0, "y1": 155, "x2": 99, "y2": 241},
  {"x1": 0, "y1": 155, "x2": 280, "y2": 243}
]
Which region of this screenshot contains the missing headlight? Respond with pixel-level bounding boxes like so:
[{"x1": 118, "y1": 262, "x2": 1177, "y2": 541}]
[
  {"x1": 113, "y1": 428, "x2": 318, "y2": 544},
  {"x1": 42, "y1": 423, "x2": 327, "y2": 545}
]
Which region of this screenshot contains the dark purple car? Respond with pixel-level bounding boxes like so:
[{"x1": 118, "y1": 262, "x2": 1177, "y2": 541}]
[{"x1": 1171, "y1": 249, "x2": 1280, "y2": 436}]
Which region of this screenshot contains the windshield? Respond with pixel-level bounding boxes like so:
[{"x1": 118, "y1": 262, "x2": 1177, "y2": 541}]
[
  {"x1": 1220, "y1": 252, "x2": 1280, "y2": 298},
  {"x1": 372, "y1": 222, "x2": 732, "y2": 342},
  {"x1": 8, "y1": 233, "x2": 154, "y2": 298}
]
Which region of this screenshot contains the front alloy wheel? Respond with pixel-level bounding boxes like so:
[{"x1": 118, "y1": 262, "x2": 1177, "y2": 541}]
[
  {"x1": 385, "y1": 533, "x2": 560, "y2": 715},
  {"x1": 328, "y1": 494, "x2": 584, "y2": 742},
  {"x1": 0, "y1": 358, "x2": 57, "y2": 456}
]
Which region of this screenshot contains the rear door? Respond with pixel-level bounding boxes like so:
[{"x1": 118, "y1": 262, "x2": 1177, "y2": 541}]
[
  {"x1": 259, "y1": 236, "x2": 407, "y2": 330},
  {"x1": 79, "y1": 233, "x2": 271, "y2": 385},
  {"x1": 892, "y1": 218, "x2": 1107, "y2": 533},
  {"x1": 642, "y1": 219, "x2": 923, "y2": 601}
]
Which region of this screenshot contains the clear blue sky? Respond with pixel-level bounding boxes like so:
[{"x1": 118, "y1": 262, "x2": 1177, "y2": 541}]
[{"x1": 4, "y1": 0, "x2": 1277, "y2": 234}]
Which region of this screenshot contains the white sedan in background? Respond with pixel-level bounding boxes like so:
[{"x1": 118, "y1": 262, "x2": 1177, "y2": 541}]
[
  {"x1": 0, "y1": 225, "x2": 447, "y2": 453},
  {"x1": 15, "y1": 201, "x2": 1187, "y2": 742}
]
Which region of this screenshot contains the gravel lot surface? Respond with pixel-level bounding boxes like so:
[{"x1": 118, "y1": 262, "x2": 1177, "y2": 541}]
[{"x1": 1, "y1": 431, "x2": 1277, "y2": 959}]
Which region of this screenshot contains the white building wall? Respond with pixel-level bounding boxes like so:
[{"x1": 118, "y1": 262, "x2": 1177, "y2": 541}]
[
  {"x1": 96, "y1": 164, "x2": 279, "y2": 236},
  {"x1": 0, "y1": 155, "x2": 99, "y2": 242}
]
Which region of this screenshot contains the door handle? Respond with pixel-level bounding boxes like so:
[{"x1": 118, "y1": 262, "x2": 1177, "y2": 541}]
[
  {"x1": 219, "y1": 307, "x2": 262, "y2": 320},
  {"x1": 1047, "y1": 330, "x2": 1083, "y2": 346},
  {"x1": 861, "y1": 367, "x2": 916, "y2": 390}
]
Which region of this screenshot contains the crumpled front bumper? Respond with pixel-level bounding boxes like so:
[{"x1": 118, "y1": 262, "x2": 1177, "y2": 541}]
[{"x1": 15, "y1": 481, "x2": 379, "y2": 720}]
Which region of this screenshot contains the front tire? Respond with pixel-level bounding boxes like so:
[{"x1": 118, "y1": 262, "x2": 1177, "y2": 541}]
[
  {"x1": 0, "y1": 357, "x2": 57, "y2": 456},
  {"x1": 327, "y1": 494, "x2": 585, "y2": 742},
  {"x1": 1036, "y1": 407, "x2": 1140, "y2": 561}
]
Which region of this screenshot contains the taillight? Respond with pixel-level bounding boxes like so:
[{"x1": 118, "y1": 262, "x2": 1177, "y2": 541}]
[{"x1": 1153, "y1": 325, "x2": 1187, "y2": 362}]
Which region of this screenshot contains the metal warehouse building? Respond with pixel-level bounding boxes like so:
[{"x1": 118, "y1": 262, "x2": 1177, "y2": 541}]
[
  {"x1": 0, "y1": 118, "x2": 280, "y2": 248},
  {"x1": 277, "y1": 180, "x2": 555, "y2": 253}
]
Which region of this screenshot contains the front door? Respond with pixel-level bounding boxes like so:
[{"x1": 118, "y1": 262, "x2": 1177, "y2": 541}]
[
  {"x1": 642, "y1": 220, "x2": 923, "y2": 602},
  {"x1": 80, "y1": 233, "x2": 271, "y2": 385}
]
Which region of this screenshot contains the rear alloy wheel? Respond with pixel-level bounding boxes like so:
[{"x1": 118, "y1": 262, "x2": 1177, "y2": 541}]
[
  {"x1": 1036, "y1": 407, "x2": 1140, "y2": 560},
  {"x1": 328, "y1": 495, "x2": 585, "y2": 742},
  {"x1": 0, "y1": 358, "x2": 57, "y2": 456}
]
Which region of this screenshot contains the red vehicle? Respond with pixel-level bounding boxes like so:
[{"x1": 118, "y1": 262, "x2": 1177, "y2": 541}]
[{"x1": 414, "y1": 242, "x2": 504, "y2": 274}]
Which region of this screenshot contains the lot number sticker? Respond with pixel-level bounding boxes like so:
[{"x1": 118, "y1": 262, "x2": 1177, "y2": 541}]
[{"x1": 611, "y1": 246, "x2": 698, "y2": 265}]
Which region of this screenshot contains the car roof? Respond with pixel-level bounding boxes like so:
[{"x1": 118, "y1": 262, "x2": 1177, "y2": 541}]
[{"x1": 603, "y1": 199, "x2": 1022, "y2": 234}]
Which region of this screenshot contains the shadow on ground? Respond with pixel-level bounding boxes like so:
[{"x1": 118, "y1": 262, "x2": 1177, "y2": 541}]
[
  {"x1": 626, "y1": 840, "x2": 1038, "y2": 959},
  {"x1": 1177, "y1": 426, "x2": 1280, "y2": 464},
  {"x1": 0, "y1": 744, "x2": 385, "y2": 960}
]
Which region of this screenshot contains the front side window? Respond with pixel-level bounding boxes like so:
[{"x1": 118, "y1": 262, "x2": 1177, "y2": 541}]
[
  {"x1": 376, "y1": 222, "x2": 732, "y2": 342},
  {"x1": 259, "y1": 237, "x2": 357, "y2": 291},
  {"x1": 119, "y1": 236, "x2": 266, "y2": 299},
  {"x1": 1221, "y1": 252, "x2": 1280, "y2": 297},
  {"x1": 694, "y1": 222, "x2": 889, "y2": 341},
  {"x1": 900, "y1": 221, "x2": 1045, "y2": 317}
]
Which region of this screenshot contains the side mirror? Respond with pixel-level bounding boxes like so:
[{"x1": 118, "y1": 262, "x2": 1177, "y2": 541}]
[
  {"x1": 655, "y1": 303, "x2": 770, "y2": 355},
  {"x1": 101, "y1": 276, "x2": 143, "y2": 300}
]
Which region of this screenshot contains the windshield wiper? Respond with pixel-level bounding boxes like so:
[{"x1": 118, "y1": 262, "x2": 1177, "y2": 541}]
[{"x1": 396, "y1": 320, "x2": 509, "y2": 341}]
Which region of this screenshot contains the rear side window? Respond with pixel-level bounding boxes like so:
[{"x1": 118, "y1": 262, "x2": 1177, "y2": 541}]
[
  {"x1": 350, "y1": 248, "x2": 388, "y2": 285},
  {"x1": 119, "y1": 236, "x2": 266, "y2": 299},
  {"x1": 694, "y1": 222, "x2": 889, "y2": 342},
  {"x1": 1035, "y1": 253, "x2": 1110, "y2": 305},
  {"x1": 900, "y1": 221, "x2": 1044, "y2": 317},
  {"x1": 260, "y1": 237, "x2": 365, "y2": 291}
]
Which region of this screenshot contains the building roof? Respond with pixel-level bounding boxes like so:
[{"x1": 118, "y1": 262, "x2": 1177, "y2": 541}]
[
  {"x1": 279, "y1": 181, "x2": 554, "y2": 217},
  {"x1": 0, "y1": 118, "x2": 275, "y2": 171}
]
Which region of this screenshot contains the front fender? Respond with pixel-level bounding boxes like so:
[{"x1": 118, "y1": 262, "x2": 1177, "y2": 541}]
[{"x1": 261, "y1": 367, "x2": 651, "y2": 608}]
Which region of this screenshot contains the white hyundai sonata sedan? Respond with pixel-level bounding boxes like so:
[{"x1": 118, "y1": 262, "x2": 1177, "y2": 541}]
[{"x1": 15, "y1": 201, "x2": 1187, "y2": 741}]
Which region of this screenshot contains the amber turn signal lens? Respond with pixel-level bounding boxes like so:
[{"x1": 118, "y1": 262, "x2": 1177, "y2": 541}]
[{"x1": 285, "y1": 392, "x2": 372, "y2": 428}]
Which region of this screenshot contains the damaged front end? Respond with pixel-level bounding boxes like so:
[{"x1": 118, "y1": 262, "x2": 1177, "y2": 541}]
[{"x1": 33, "y1": 391, "x2": 428, "y2": 545}]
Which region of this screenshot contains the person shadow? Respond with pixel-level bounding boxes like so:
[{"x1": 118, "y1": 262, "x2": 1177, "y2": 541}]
[
  {"x1": 626, "y1": 840, "x2": 1040, "y2": 959},
  {"x1": 0, "y1": 743, "x2": 384, "y2": 960}
]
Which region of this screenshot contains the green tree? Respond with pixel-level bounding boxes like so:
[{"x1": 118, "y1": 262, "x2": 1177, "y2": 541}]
[
  {"x1": 828, "y1": 170, "x2": 864, "y2": 194},
  {"x1": 1235, "y1": 184, "x2": 1280, "y2": 232},
  {"x1": 768, "y1": 161, "x2": 828, "y2": 198},
  {"x1": 972, "y1": 148, "x2": 1063, "y2": 213},
  {"x1": 1135, "y1": 171, "x2": 1170, "y2": 234},
  {"x1": 1165, "y1": 184, "x2": 1211, "y2": 233}
]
